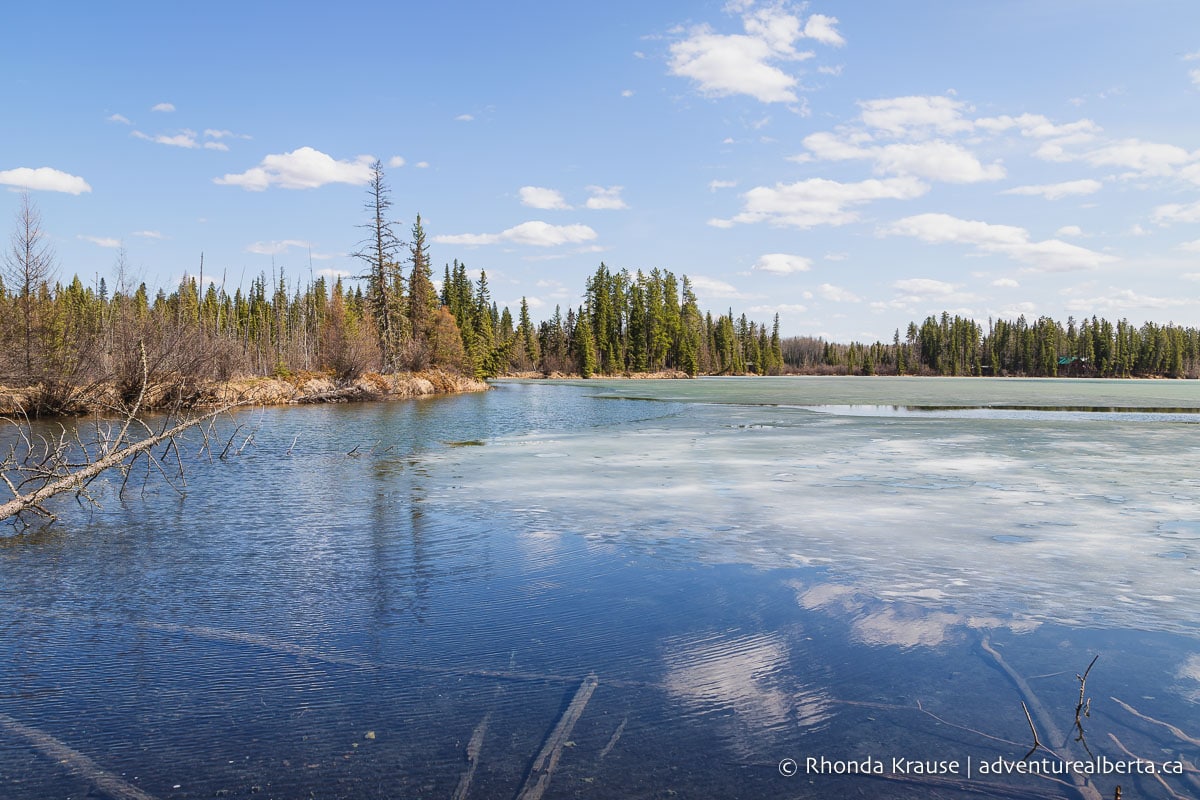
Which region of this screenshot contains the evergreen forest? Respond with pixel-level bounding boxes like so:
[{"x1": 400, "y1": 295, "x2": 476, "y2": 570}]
[{"x1": 3, "y1": 165, "x2": 1199, "y2": 417}]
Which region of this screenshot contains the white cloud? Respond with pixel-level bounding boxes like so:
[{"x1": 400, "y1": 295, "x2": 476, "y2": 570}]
[
  {"x1": 245, "y1": 239, "x2": 314, "y2": 255},
  {"x1": 992, "y1": 278, "x2": 1020, "y2": 288},
  {"x1": 78, "y1": 235, "x2": 121, "y2": 248},
  {"x1": 415, "y1": 161, "x2": 430, "y2": 168},
  {"x1": 874, "y1": 141, "x2": 1004, "y2": 183},
  {"x1": 388, "y1": 156, "x2": 406, "y2": 168},
  {"x1": 819, "y1": 283, "x2": 860, "y2": 302},
  {"x1": 107, "y1": 113, "x2": 131, "y2": 125},
  {"x1": 520, "y1": 186, "x2": 571, "y2": 210},
  {"x1": 1191, "y1": 68, "x2": 1200, "y2": 88},
  {"x1": 151, "y1": 102, "x2": 175, "y2": 113},
  {"x1": 802, "y1": 14, "x2": 844, "y2": 46},
  {"x1": 434, "y1": 221, "x2": 598, "y2": 247},
  {"x1": 689, "y1": 275, "x2": 752, "y2": 299},
  {"x1": 0, "y1": 166, "x2": 92, "y2": 195},
  {"x1": 1001, "y1": 179, "x2": 1102, "y2": 200},
  {"x1": 1082, "y1": 138, "x2": 1191, "y2": 177},
  {"x1": 132, "y1": 129, "x2": 199, "y2": 148},
  {"x1": 1064, "y1": 288, "x2": 1191, "y2": 314},
  {"x1": 709, "y1": 179, "x2": 737, "y2": 191},
  {"x1": 1152, "y1": 201, "x2": 1200, "y2": 225},
  {"x1": 892, "y1": 278, "x2": 960, "y2": 295},
  {"x1": 1056, "y1": 225, "x2": 1083, "y2": 237},
  {"x1": 716, "y1": 176, "x2": 928, "y2": 229},
  {"x1": 882, "y1": 212, "x2": 1116, "y2": 272},
  {"x1": 203, "y1": 141, "x2": 229, "y2": 152},
  {"x1": 455, "y1": 114, "x2": 475, "y2": 122},
  {"x1": 214, "y1": 147, "x2": 375, "y2": 191},
  {"x1": 203, "y1": 129, "x2": 250, "y2": 140},
  {"x1": 974, "y1": 113, "x2": 1099, "y2": 140},
  {"x1": 585, "y1": 185, "x2": 628, "y2": 210},
  {"x1": 668, "y1": 3, "x2": 816, "y2": 104},
  {"x1": 859, "y1": 96, "x2": 973, "y2": 138},
  {"x1": 132, "y1": 230, "x2": 165, "y2": 239},
  {"x1": 800, "y1": 132, "x2": 1003, "y2": 183},
  {"x1": 1179, "y1": 240, "x2": 1200, "y2": 253},
  {"x1": 753, "y1": 253, "x2": 812, "y2": 274},
  {"x1": 621, "y1": 89, "x2": 635, "y2": 97},
  {"x1": 817, "y1": 64, "x2": 843, "y2": 76}
]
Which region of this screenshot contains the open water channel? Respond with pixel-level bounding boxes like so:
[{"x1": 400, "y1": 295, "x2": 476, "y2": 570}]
[{"x1": 2, "y1": 377, "x2": 1199, "y2": 799}]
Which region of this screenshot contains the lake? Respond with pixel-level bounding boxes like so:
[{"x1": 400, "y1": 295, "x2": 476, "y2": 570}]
[{"x1": 2, "y1": 376, "x2": 1199, "y2": 799}]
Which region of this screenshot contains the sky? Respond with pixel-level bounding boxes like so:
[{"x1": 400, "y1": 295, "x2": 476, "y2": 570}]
[{"x1": 3, "y1": 0, "x2": 1200, "y2": 342}]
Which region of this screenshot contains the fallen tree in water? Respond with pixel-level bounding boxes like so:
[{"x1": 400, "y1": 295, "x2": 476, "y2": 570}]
[{"x1": 1, "y1": 345, "x2": 240, "y2": 527}]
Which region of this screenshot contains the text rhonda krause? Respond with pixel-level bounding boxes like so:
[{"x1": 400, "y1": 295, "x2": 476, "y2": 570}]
[{"x1": 802, "y1": 756, "x2": 1185, "y2": 777}]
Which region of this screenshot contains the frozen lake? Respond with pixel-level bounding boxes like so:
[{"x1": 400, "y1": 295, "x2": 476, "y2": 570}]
[{"x1": 2, "y1": 377, "x2": 1198, "y2": 799}]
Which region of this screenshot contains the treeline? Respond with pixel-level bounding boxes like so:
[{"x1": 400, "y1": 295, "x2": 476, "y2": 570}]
[
  {"x1": 782, "y1": 312, "x2": 1200, "y2": 378},
  {"x1": 0, "y1": 181, "x2": 785, "y2": 413}
]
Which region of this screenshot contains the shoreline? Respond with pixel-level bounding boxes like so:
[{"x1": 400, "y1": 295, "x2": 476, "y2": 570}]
[{"x1": 0, "y1": 369, "x2": 490, "y2": 418}]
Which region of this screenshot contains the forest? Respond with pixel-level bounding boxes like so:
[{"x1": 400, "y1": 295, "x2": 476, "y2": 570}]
[{"x1": 3, "y1": 163, "x2": 1199, "y2": 416}]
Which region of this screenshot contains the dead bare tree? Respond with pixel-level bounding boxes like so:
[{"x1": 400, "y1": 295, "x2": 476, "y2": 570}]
[{"x1": 3, "y1": 192, "x2": 56, "y2": 384}]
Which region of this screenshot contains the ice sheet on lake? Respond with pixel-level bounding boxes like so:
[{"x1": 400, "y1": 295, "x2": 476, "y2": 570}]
[{"x1": 426, "y1": 395, "x2": 1200, "y2": 641}]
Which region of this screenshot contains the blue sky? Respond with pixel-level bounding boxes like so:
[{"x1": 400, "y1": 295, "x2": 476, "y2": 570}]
[{"x1": 4, "y1": 1, "x2": 1200, "y2": 341}]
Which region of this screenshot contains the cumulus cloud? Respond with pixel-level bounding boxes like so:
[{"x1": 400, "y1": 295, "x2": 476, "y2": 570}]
[
  {"x1": 992, "y1": 278, "x2": 1020, "y2": 288},
  {"x1": 132, "y1": 230, "x2": 165, "y2": 239},
  {"x1": 1001, "y1": 179, "x2": 1102, "y2": 200},
  {"x1": 214, "y1": 147, "x2": 375, "y2": 191},
  {"x1": 800, "y1": 133, "x2": 1004, "y2": 183},
  {"x1": 668, "y1": 2, "x2": 820, "y2": 103},
  {"x1": 585, "y1": 185, "x2": 628, "y2": 210},
  {"x1": 802, "y1": 13, "x2": 844, "y2": 46},
  {"x1": 203, "y1": 141, "x2": 229, "y2": 151},
  {"x1": 1152, "y1": 201, "x2": 1200, "y2": 225},
  {"x1": 455, "y1": 114, "x2": 474, "y2": 122},
  {"x1": 688, "y1": 275, "x2": 753, "y2": 300},
  {"x1": 520, "y1": 186, "x2": 571, "y2": 210},
  {"x1": 819, "y1": 283, "x2": 860, "y2": 302},
  {"x1": 882, "y1": 212, "x2": 1116, "y2": 272},
  {"x1": 709, "y1": 179, "x2": 737, "y2": 191},
  {"x1": 1082, "y1": 139, "x2": 1192, "y2": 177},
  {"x1": 434, "y1": 221, "x2": 598, "y2": 247},
  {"x1": 859, "y1": 95, "x2": 973, "y2": 137},
  {"x1": 151, "y1": 102, "x2": 175, "y2": 113},
  {"x1": 245, "y1": 239, "x2": 314, "y2": 255},
  {"x1": 892, "y1": 278, "x2": 960, "y2": 295},
  {"x1": 107, "y1": 113, "x2": 132, "y2": 125},
  {"x1": 1056, "y1": 225, "x2": 1083, "y2": 237},
  {"x1": 713, "y1": 176, "x2": 928, "y2": 229},
  {"x1": 0, "y1": 166, "x2": 92, "y2": 195},
  {"x1": 753, "y1": 253, "x2": 812, "y2": 274},
  {"x1": 78, "y1": 235, "x2": 121, "y2": 248},
  {"x1": 388, "y1": 156, "x2": 406, "y2": 168}
]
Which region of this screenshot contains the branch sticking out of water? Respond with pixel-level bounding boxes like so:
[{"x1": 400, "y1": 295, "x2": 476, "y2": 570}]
[{"x1": 1074, "y1": 654, "x2": 1099, "y2": 757}]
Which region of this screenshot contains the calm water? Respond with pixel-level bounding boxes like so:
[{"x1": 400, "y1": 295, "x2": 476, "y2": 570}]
[{"x1": 2, "y1": 377, "x2": 1200, "y2": 799}]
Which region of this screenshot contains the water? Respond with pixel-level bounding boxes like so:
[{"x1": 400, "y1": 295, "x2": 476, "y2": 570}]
[{"x1": 2, "y1": 377, "x2": 1199, "y2": 799}]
